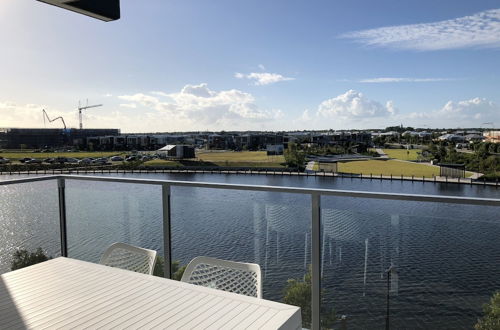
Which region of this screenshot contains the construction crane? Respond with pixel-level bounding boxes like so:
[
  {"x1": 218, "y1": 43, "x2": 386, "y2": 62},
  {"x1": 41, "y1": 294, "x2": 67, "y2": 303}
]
[
  {"x1": 78, "y1": 99, "x2": 103, "y2": 129},
  {"x1": 42, "y1": 109, "x2": 67, "y2": 129}
]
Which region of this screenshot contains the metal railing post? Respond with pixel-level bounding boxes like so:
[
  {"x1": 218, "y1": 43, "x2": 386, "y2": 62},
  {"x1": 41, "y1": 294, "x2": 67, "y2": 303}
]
[
  {"x1": 162, "y1": 184, "x2": 172, "y2": 279},
  {"x1": 311, "y1": 193, "x2": 321, "y2": 330},
  {"x1": 57, "y1": 177, "x2": 68, "y2": 257}
]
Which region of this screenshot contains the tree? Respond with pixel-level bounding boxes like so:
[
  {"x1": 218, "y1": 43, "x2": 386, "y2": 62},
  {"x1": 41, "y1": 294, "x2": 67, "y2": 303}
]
[
  {"x1": 283, "y1": 266, "x2": 337, "y2": 329},
  {"x1": 475, "y1": 291, "x2": 500, "y2": 330},
  {"x1": 284, "y1": 143, "x2": 305, "y2": 169},
  {"x1": 153, "y1": 256, "x2": 186, "y2": 280},
  {"x1": 11, "y1": 248, "x2": 50, "y2": 271}
]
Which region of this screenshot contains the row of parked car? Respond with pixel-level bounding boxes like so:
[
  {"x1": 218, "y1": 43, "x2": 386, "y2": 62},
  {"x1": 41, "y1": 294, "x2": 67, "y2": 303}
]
[{"x1": 0, "y1": 154, "x2": 158, "y2": 165}]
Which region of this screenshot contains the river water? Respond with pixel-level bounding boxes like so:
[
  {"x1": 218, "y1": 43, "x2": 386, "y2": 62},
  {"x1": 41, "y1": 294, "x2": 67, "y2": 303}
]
[{"x1": 1, "y1": 173, "x2": 499, "y2": 329}]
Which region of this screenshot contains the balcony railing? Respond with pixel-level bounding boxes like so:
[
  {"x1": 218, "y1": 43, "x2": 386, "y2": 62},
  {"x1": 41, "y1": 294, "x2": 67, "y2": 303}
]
[{"x1": 1, "y1": 174, "x2": 499, "y2": 329}]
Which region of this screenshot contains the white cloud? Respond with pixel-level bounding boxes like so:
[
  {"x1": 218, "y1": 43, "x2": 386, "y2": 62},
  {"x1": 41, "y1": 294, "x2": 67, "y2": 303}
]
[
  {"x1": 235, "y1": 72, "x2": 295, "y2": 85},
  {"x1": 436, "y1": 97, "x2": 499, "y2": 121},
  {"x1": 0, "y1": 102, "x2": 48, "y2": 128},
  {"x1": 294, "y1": 90, "x2": 397, "y2": 130},
  {"x1": 119, "y1": 103, "x2": 137, "y2": 108},
  {"x1": 317, "y1": 90, "x2": 396, "y2": 119},
  {"x1": 258, "y1": 64, "x2": 266, "y2": 71},
  {"x1": 400, "y1": 97, "x2": 500, "y2": 127},
  {"x1": 1, "y1": 84, "x2": 284, "y2": 132},
  {"x1": 0, "y1": 101, "x2": 133, "y2": 130},
  {"x1": 359, "y1": 77, "x2": 453, "y2": 83},
  {"x1": 118, "y1": 83, "x2": 283, "y2": 130},
  {"x1": 341, "y1": 8, "x2": 500, "y2": 51}
]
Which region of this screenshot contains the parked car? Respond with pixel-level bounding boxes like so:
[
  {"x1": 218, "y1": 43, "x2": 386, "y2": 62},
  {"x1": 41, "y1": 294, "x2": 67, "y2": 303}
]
[
  {"x1": 25, "y1": 158, "x2": 43, "y2": 164},
  {"x1": 54, "y1": 157, "x2": 68, "y2": 164},
  {"x1": 43, "y1": 158, "x2": 55, "y2": 163},
  {"x1": 78, "y1": 158, "x2": 92, "y2": 165},
  {"x1": 19, "y1": 157, "x2": 32, "y2": 163},
  {"x1": 125, "y1": 156, "x2": 138, "y2": 162},
  {"x1": 92, "y1": 158, "x2": 109, "y2": 165},
  {"x1": 65, "y1": 158, "x2": 79, "y2": 164},
  {"x1": 0, "y1": 157, "x2": 10, "y2": 164},
  {"x1": 110, "y1": 156, "x2": 124, "y2": 162}
]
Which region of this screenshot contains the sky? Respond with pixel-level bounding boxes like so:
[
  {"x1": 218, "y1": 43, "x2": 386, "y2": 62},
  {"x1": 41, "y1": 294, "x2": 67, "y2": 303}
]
[{"x1": 1, "y1": 0, "x2": 500, "y2": 132}]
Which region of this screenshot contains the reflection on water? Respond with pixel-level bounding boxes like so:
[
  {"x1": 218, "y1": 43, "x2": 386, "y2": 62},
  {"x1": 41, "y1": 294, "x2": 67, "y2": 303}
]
[{"x1": 0, "y1": 173, "x2": 499, "y2": 329}]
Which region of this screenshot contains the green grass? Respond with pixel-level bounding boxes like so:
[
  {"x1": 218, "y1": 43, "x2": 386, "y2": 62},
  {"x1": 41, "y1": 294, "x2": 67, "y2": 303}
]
[
  {"x1": 143, "y1": 159, "x2": 182, "y2": 167},
  {"x1": 381, "y1": 149, "x2": 422, "y2": 161},
  {"x1": 0, "y1": 151, "x2": 126, "y2": 160},
  {"x1": 338, "y1": 159, "x2": 440, "y2": 178},
  {"x1": 212, "y1": 161, "x2": 285, "y2": 168},
  {"x1": 197, "y1": 151, "x2": 285, "y2": 163}
]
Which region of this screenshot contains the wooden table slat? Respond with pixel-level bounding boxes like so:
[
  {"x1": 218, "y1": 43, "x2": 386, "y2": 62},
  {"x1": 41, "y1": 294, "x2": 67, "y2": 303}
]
[{"x1": 0, "y1": 258, "x2": 301, "y2": 330}]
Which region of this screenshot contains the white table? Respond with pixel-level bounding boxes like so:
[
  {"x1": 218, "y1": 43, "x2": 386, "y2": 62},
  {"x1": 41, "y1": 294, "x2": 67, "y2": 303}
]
[{"x1": 0, "y1": 257, "x2": 301, "y2": 329}]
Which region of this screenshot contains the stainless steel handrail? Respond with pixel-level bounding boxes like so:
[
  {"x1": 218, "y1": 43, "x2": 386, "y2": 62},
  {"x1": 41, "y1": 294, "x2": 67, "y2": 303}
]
[
  {"x1": 2, "y1": 174, "x2": 499, "y2": 206},
  {"x1": 1, "y1": 174, "x2": 499, "y2": 330}
]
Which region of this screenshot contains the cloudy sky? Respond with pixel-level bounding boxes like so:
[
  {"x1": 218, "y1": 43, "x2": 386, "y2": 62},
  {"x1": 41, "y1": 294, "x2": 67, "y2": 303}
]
[{"x1": 1, "y1": 0, "x2": 500, "y2": 132}]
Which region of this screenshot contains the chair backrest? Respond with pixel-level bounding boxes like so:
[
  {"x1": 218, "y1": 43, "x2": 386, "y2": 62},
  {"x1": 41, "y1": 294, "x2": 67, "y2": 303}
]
[
  {"x1": 99, "y1": 242, "x2": 157, "y2": 275},
  {"x1": 181, "y1": 256, "x2": 262, "y2": 298}
]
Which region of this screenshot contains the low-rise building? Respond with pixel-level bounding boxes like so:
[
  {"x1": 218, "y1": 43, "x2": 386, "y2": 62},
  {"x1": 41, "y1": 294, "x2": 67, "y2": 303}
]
[
  {"x1": 483, "y1": 130, "x2": 500, "y2": 143},
  {"x1": 438, "y1": 134, "x2": 465, "y2": 143},
  {"x1": 266, "y1": 144, "x2": 284, "y2": 155},
  {"x1": 157, "y1": 145, "x2": 195, "y2": 159}
]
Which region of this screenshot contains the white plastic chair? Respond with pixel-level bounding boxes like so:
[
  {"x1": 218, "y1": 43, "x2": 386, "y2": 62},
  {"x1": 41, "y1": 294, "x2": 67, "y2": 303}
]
[
  {"x1": 99, "y1": 242, "x2": 157, "y2": 275},
  {"x1": 181, "y1": 256, "x2": 262, "y2": 298}
]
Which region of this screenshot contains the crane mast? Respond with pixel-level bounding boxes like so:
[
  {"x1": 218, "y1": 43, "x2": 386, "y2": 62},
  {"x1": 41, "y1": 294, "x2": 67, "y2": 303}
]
[{"x1": 78, "y1": 99, "x2": 103, "y2": 129}]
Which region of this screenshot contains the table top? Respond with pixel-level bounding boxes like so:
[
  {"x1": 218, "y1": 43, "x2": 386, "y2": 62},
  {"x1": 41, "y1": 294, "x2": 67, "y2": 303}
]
[{"x1": 0, "y1": 257, "x2": 301, "y2": 330}]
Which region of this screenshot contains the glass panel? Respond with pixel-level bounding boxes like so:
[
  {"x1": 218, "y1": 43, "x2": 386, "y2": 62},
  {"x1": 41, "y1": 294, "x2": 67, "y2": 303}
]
[
  {"x1": 65, "y1": 180, "x2": 163, "y2": 274},
  {"x1": 0, "y1": 180, "x2": 59, "y2": 274},
  {"x1": 171, "y1": 186, "x2": 312, "y2": 328},
  {"x1": 320, "y1": 196, "x2": 499, "y2": 330}
]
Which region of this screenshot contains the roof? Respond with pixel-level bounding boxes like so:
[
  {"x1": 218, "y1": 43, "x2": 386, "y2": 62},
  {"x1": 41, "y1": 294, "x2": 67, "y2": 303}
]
[{"x1": 158, "y1": 145, "x2": 177, "y2": 151}]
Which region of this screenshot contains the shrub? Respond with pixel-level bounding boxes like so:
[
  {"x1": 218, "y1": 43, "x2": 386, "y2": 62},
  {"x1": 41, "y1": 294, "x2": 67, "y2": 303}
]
[
  {"x1": 153, "y1": 256, "x2": 186, "y2": 280},
  {"x1": 283, "y1": 266, "x2": 337, "y2": 328},
  {"x1": 475, "y1": 291, "x2": 500, "y2": 330},
  {"x1": 11, "y1": 248, "x2": 50, "y2": 271}
]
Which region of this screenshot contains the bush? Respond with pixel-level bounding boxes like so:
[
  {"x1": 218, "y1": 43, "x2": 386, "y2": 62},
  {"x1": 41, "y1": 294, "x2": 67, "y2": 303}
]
[
  {"x1": 153, "y1": 256, "x2": 186, "y2": 280},
  {"x1": 475, "y1": 291, "x2": 500, "y2": 330},
  {"x1": 283, "y1": 266, "x2": 337, "y2": 328},
  {"x1": 11, "y1": 248, "x2": 50, "y2": 271}
]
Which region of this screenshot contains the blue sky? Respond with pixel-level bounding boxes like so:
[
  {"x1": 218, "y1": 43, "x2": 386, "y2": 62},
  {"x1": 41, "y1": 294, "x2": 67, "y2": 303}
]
[{"x1": 1, "y1": 0, "x2": 499, "y2": 132}]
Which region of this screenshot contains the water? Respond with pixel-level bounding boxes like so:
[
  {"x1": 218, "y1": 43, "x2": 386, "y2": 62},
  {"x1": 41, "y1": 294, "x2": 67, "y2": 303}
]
[{"x1": 1, "y1": 173, "x2": 499, "y2": 329}]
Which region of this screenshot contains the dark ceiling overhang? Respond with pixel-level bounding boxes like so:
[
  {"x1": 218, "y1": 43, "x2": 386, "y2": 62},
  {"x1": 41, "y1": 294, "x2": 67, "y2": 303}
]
[{"x1": 37, "y1": 0, "x2": 120, "y2": 22}]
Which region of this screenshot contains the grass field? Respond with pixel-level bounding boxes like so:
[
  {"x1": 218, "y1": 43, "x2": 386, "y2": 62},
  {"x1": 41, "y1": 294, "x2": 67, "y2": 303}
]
[
  {"x1": 338, "y1": 159, "x2": 440, "y2": 178},
  {"x1": 197, "y1": 151, "x2": 285, "y2": 163},
  {"x1": 143, "y1": 159, "x2": 181, "y2": 167},
  {"x1": 381, "y1": 148, "x2": 422, "y2": 161},
  {"x1": 0, "y1": 151, "x2": 126, "y2": 161},
  {"x1": 212, "y1": 161, "x2": 284, "y2": 168},
  {"x1": 144, "y1": 152, "x2": 285, "y2": 168}
]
